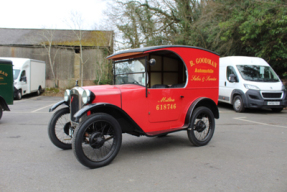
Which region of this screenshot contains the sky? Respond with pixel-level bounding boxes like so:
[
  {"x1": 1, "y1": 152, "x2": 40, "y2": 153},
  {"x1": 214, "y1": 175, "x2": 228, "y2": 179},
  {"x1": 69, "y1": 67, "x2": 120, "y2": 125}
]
[{"x1": 0, "y1": 0, "x2": 109, "y2": 30}]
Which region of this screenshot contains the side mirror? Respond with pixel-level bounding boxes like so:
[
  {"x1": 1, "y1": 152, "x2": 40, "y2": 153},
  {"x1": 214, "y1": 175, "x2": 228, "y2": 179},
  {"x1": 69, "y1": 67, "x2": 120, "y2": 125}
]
[
  {"x1": 228, "y1": 74, "x2": 237, "y2": 82},
  {"x1": 149, "y1": 58, "x2": 156, "y2": 66}
]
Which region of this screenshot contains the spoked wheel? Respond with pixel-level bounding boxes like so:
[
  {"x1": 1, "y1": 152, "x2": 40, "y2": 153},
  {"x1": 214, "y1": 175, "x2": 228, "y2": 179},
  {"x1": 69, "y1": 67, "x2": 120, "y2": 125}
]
[
  {"x1": 187, "y1": 106, "x2": 215, "y2": 146},
  {"x1": 48, "y1": 107, "x2": 72, "y2": 149},
  {"x1": 72, "y1": 113, "x2": 122, "y2": 169}
]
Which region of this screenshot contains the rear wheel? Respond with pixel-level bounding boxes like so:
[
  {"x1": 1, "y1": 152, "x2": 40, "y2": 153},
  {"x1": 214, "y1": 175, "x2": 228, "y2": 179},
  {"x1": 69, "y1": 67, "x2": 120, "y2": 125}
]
[
  {"x1": 233, "y1": 95, "x2": 244, "y2": 112},
  {"x1": 37, "y1": 87, "x2": 42, "y2": 96},
  {"x1": 187, "y1": 106, "x2": 215, "y2": 146},
  {"x1": 72, "y1": 113, "x2": 122, "y2": 169},
  {"x1": 48, "y1": 107, "x2": 72, "y2": 149}
]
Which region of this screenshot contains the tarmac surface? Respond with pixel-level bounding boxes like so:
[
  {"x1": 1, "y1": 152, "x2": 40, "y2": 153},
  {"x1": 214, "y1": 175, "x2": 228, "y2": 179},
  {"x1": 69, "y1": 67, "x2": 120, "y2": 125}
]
[{"x1": 0, "y1": 95, "x2": 287, "y2": 192}]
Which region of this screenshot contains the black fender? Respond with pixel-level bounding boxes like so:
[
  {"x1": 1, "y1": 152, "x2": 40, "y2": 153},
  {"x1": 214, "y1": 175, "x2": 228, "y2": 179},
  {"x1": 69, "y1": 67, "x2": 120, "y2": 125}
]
[
  {"x1": 73, "y1": 103, "x2": 144, "y2": 136},
  {"x1": 184, "y1": 97, "x2": 219, "y2": 127},
  {"x1": 0, "y1": 96, "x2": 10, "y2": 111},
  {"x1": 231, "y1": 89, "x2": 247, "y2": 107},
  {"x1": 49, "y1": 100, "x2": 69, "y2": 112}
]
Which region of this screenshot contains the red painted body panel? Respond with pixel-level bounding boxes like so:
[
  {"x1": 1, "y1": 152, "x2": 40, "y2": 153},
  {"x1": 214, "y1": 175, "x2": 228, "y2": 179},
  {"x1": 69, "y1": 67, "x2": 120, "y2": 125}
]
[
  {"x1": 84, "y1": 85, "x2": 122, "y2": 108},
  {"x1": 85, "y1": 46, "x2": 219, "y2": 136}
]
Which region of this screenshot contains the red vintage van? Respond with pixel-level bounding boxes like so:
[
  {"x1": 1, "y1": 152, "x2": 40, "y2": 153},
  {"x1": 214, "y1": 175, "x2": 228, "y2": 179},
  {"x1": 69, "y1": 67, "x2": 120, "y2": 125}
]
[{"x1": 48, "y1": 45, "x2": 220, "y2": 168}]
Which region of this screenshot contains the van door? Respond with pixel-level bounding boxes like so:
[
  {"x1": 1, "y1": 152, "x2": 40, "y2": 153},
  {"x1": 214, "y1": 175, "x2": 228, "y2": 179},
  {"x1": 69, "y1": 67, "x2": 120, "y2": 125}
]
[
  {"x1": 219, "y1": 66, "x2": 240, "y2": 103},
  {"x1": 148, "y1": 88, "x2": 183, "y2": 123},
  {"x1": 19, "y1": 70, "x2": 28, "y2": 95}
]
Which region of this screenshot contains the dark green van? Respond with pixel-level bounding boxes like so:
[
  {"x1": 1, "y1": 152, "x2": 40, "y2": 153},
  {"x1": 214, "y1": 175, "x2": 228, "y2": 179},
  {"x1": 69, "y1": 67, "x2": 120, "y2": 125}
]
[{"x1": 0, "y1": 59, "x2": 13, "y2": 120}]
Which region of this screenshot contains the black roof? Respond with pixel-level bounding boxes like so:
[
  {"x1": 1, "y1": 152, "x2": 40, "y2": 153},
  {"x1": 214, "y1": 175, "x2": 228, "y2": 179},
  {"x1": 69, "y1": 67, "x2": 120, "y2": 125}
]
[
  {"x1": 0, "y1": 59, "x2": 13, "y2": 65},
  {"x1": 107, "y1": 45, "x2": 219, "y2": 59}
]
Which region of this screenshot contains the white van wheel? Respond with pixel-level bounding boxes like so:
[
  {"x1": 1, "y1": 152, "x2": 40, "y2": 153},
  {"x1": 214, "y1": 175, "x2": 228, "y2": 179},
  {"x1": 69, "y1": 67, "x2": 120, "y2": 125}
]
[
  {"x1": 0, "y1": 105, "x2": 3, "y2": 120},
  {"x1": 233, "y1": 95, "x2": 244, "y2": 112},
  {"x1": 17, "y1": 90, "x2": 22, "y2": 100},
  {"x1": 37, "y1": 88, "x2": 41, "y2": 96}
]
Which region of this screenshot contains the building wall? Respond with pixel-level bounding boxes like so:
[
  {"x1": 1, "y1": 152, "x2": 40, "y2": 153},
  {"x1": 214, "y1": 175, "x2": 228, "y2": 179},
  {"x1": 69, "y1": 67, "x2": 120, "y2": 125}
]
[{"x1": 0, "y1": 46, "x2": 111, "y2": 88}]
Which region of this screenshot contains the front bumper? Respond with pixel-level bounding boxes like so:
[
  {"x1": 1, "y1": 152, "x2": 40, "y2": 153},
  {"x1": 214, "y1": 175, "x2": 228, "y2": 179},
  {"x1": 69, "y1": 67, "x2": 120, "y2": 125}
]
[{"x1": 244, "y1": 90, "x2": 287, "y2": 109}]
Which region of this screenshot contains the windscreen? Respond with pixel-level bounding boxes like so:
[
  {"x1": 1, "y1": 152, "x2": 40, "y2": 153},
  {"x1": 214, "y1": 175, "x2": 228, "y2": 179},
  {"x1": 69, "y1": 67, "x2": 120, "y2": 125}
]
[
  {"x1": 236, "y1": 65, "x2": 279, "y2": 82},
  {"x1": 13, "y1": 69, "x2": 20, "y2": 80},
  {"x1": 114, "y1": 58, "x2": 146, "y2": 86}
]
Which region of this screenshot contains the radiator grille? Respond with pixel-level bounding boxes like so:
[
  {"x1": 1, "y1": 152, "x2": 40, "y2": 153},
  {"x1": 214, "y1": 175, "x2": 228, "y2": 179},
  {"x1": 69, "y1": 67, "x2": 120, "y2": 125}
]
[
  {"x1": 70, "y1": 94, "x2": 79, "y2": 121},
  {"x1": 261, "y1": 92, "x2": 282, "y2": 99}
]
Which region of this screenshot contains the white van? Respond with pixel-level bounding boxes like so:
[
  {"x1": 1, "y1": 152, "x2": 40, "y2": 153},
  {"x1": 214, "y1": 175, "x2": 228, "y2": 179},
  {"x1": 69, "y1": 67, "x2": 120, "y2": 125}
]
[
  {"x1": 219, "y1": 56, "x2": 287, "y2": 112},
  {"x1": 0, "y1": 57, "x2": 46, "y2": 100}
]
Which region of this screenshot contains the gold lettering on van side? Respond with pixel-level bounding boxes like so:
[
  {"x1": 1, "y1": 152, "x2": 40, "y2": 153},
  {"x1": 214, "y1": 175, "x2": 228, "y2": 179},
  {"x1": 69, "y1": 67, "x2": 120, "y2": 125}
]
[
  {"x1": 156, "y1": 97, "x2": 176, "y2": 111},
  {"x1": 191, "y1": 75, "x2": 217, "y2": 82},
  {"x1": 0, "y1": 70, "x2": 8, "y2": 77},
  {"x1": 195, "y1": 68, "x2": 214, "y2": 73},
  {"x1": 156, "y1": 104, "x2": 176, "y2": 110},
  {"x1": 190, "y1": 75, "x2": 201, "y2": 81},
  {"x1": 190, "y1": 61, "x2": 195, "y2": 67},
  {"x1": 206, "y1": 76, "x2": 217, "y2": 81},
  {"x1": 195, "y1": 58, "x2": 217, "y2": 68},
  {"x1": 158, "y1": 97, "x2": 175, "y2": 103}
]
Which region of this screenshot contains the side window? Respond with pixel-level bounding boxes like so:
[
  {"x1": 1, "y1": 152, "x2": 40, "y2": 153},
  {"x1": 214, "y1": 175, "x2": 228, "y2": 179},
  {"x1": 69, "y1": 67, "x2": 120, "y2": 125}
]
[
  {"x1": 226, "y1": 66, "x2": 238, "y2": 82},
  {"x1": 148, "y1": 51, "x2": 186, "y2": 88},
  {"x1": 20, "y1": 70, "x2": 26, "y2": 82}
]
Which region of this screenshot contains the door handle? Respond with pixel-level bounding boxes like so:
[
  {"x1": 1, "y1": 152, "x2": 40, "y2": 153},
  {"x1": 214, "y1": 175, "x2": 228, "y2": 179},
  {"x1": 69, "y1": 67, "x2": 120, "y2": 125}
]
[
  {"x1": 180, "y1": 95, "x2": 184, "y2": 98},
  {"x1": 224, "y1": 82, "x2": 226, "y2": 86}
]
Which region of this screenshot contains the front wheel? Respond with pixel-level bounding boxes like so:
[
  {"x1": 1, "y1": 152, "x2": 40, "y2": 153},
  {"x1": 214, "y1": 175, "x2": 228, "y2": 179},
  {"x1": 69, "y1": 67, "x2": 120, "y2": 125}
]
[
  {"x1": 187, "y1": 106, "x2": 215, "y2": 146},
  {"x1": 48, "y1": 107, "x2": 72, "y2": 149},
  {"x1": 16, "y1": 90, "x2": 22, "y2": 100},
  {"x1": 72, "y1": 113, "x2": 122, "y2": 169},
  {"x1": 0, "y1": 105, "x2": 3, "y2": 120},
  {"x1": 233, "y1": 95, "x2": 245, "y2": 112}
]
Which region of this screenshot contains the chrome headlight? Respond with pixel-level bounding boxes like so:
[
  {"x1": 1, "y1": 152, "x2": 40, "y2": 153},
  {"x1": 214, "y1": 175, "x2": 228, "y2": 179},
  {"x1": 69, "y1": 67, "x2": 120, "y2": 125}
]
[
  {"x1": 244, "y1": 84, "x2": 260, "y2": 90},
  {"x1": 82, "y1": 90, "x2": 95, "y2": 105},
  {"x1": 64, "y1": 89, "x2": 71, "y2": 102}
]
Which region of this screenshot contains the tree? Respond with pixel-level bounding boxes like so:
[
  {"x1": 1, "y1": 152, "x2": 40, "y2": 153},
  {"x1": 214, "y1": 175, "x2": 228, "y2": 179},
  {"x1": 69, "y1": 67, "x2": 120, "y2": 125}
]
[
  {"x1": 196, "y1": 0, "x2": 287, "y2": 76},
  {"x1": 66, "y1": 11, "x2": 88, "y2": 87},
  {"x1": 39, "y1": 29, "x2": 60, "y2": 87},
  {"x1": 108, "y1": 0, "x2": 287, "y2": 77}
]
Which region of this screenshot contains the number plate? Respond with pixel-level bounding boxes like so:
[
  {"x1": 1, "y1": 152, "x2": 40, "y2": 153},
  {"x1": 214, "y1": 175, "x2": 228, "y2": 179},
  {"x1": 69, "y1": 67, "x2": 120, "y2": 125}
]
[{"x1": 267, "y1": 101, "x2": 280, "y2": 105}]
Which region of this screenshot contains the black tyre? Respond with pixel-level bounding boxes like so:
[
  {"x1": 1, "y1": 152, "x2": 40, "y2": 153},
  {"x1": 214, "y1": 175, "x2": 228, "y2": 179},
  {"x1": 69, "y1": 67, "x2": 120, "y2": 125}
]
[
  {"x1": 187, "y1": 106, "x2": 215, "y2": 146},
  {"x1": 157, "y1": 133, "x2": 168, "y2": 138},
  {"x1": 0, "y1": 105, "x2": 3, "y2": 120},
  {"x1": 233, "y1": 95, "x2": 245, "y2": 112},
  {"x1": 271, "y1": 108, "x2": 283, "y2": 113},
  {"x1": 72, "y1": 113, "x2": 122, "y2": 169},
  {"x1": 16, "y1": 90, "x2": 22, "y2": 100},
  {"x1": 36, "y1": 87, "x2": 41, "y2": 96},
  {"x1": 48, "y1": 107, "x2": 72, "y2": 149}
]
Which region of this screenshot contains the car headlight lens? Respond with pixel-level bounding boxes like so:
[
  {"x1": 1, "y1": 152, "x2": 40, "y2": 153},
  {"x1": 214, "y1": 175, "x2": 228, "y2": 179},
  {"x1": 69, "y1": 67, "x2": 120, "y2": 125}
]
[
  {"x1": 64, "y1": 89, "x2": 71, "y2": 102},
  {"x1": 244, "y1": 84, "x2": 260, "y2": 90},
  {"x1": 82, "y1": 90, "x2": 94, "y2": 105},
  {"x1": 282, "y1": 85, "x2": 286, "y2": 91}
]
